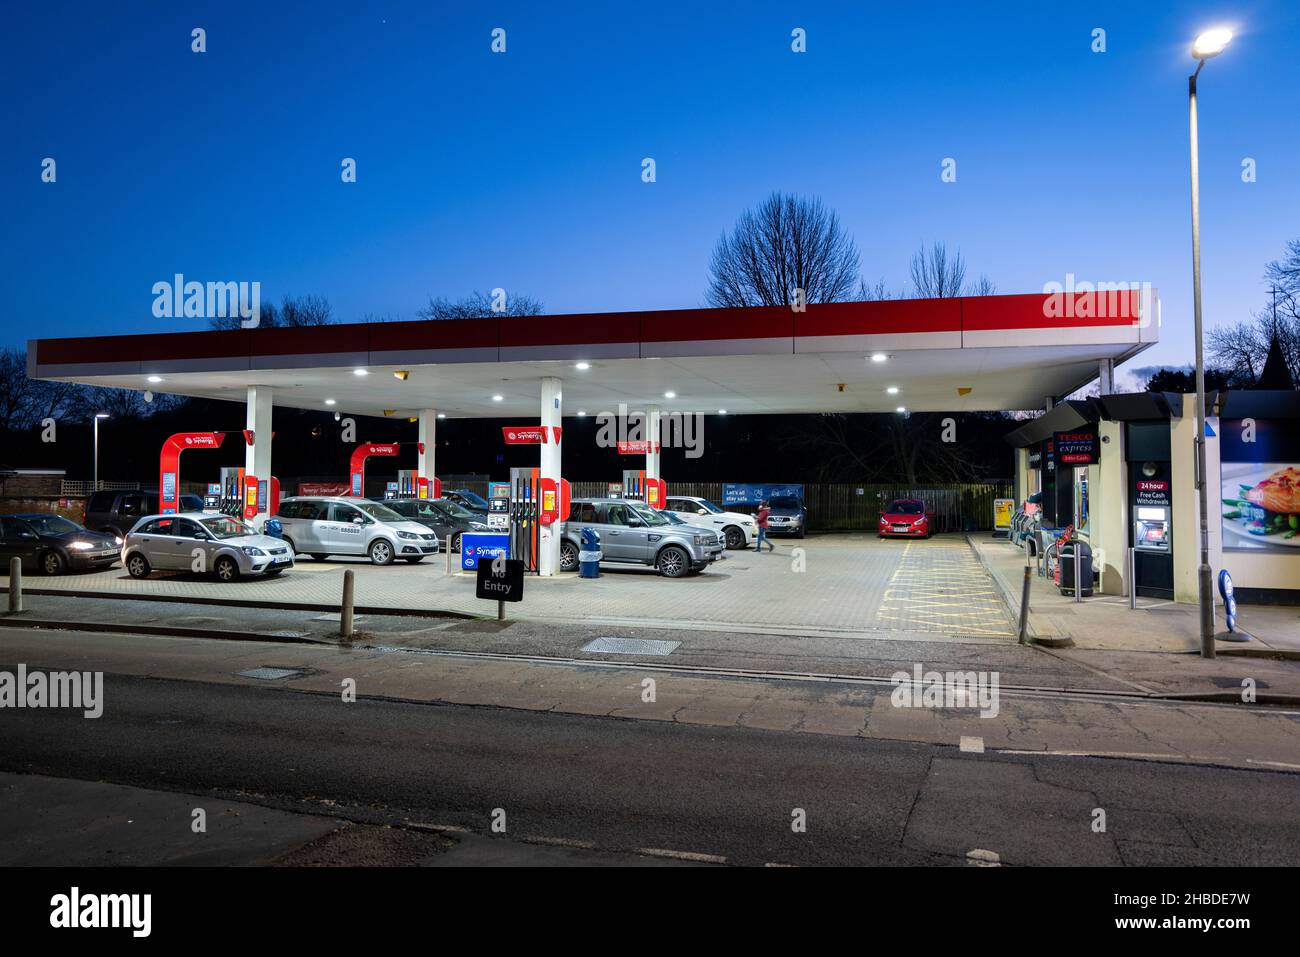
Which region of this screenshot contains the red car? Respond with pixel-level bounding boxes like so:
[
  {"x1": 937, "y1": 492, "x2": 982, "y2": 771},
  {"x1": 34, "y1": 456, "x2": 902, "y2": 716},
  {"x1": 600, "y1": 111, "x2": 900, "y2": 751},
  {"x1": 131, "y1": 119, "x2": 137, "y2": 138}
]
[{"x1": 878, "y1": 499, "x2": 934, "y2": 538}]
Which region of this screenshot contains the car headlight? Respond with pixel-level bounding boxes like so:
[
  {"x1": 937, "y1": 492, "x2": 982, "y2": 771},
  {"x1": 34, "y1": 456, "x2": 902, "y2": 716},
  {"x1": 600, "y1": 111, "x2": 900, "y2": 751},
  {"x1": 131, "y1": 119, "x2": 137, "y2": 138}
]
[
  {"x1": 693, "y1": 535, "x2": 702, "y2": 545},
  {"x1": 397, "y1": 531, "x2": 418, "y2": 540},
  {"x1": 114, "y1": 536, "x2": 123, "y2": 545},
  {"x1": 242, "y1": 546, "x2": 266, "y2": 556},
  {"x1": 912, "y1": 518, "x2": 925, "y2": 526},
  {"x1": 69, "y1": 541, "x2": 95, "y2": 551}
]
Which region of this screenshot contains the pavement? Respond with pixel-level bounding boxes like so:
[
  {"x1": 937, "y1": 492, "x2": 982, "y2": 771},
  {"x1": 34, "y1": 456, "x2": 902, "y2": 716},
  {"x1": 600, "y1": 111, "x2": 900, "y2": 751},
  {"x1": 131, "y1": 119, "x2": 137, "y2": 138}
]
[
  {"x1": 967, "y1": 534, "x2": 1300, "y2": 657},
  {"x1": 3, "y1": 655, "x2": 1299, "y2": 866},
  {"x1": 4, "y1": 588, "x2": 1300, "y2": 701}
]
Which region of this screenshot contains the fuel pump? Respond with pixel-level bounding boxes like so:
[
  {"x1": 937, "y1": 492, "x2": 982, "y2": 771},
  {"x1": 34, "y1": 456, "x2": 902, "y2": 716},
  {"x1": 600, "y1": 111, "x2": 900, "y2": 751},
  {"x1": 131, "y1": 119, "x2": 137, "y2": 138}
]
[
  {"x1": 219, "y1": 467, "x2": 244, "y2": 517},
  {"x1": 509, "y1": 467, "x2": 540, "y2": 573},
  {"x1": 620, "y1": 469, "x2": 665, "y2": 508}
]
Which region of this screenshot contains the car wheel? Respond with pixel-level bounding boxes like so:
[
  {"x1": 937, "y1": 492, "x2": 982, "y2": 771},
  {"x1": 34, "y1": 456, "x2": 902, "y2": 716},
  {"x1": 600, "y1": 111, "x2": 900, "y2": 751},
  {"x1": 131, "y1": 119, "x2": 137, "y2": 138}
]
[
  {"x1": 656, "y1": 545, "x2": 689, "y2": 578},
  {"x1": 559, "y1": 540, "x2": 579, "y2": 572},
  {"x1": 282, "y1": 536, "x2": 298, "y2": 555},
  {"x1": 723, "y1": 526, "x2": 746, "y2": 550},
  {"x1": 451, "y1": 532, "x2": 462, "y2": 553},
  {"x1": 310, "y1": 554, "x2": 328, "y2": 561},
  {"x1": 796, "y1": 527, "x2": 806, "y2": 539},
  {"x1": 42, "y1": 550, "x2": 66, "y2": 575},
  {"x1": 214, "y1": 556, "x2": 240, "y2": 582},
  {"x1": 369, "y1": 539, "x2": 395, "y2": 566},
  {"x1": 126, "y1": 554, "x2": 151, "y2": 579}
]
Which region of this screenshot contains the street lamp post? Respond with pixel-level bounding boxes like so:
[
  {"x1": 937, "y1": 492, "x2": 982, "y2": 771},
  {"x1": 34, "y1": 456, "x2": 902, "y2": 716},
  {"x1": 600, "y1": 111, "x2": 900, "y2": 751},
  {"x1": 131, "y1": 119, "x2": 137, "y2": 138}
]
[
  {"x1": 93, "y1": 413, "x2": 109, "y2": 491},
  {"x1": 1187, "y1": 28, "x2": 1232, "y2": 660}
]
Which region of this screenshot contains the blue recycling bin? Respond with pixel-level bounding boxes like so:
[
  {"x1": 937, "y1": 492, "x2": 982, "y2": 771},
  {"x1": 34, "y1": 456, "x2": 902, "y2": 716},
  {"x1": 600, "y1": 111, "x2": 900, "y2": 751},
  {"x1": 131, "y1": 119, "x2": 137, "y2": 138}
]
[{"x1": 579, "y1": 527, "x2": 602, "y2": 579}]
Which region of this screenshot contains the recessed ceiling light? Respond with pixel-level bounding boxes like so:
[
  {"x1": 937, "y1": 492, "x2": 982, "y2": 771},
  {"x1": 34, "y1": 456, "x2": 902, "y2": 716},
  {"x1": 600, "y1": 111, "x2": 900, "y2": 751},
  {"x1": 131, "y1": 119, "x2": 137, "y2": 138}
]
[
  {"x1": 436, "y1": 413, "x2": 446, "y2": 419},
  {"x1": 575, "y1": 362, "x2": 590, "y2": 370},
  {"x1": 895, "y1": 406, "x2": 907, "y2": 413},
  {"x1": 886, "y1": 386, "x2": 900, "y2": 395},
  {"x1": 491, "y1": 394, "x2": 504, "y2": 402},
  {"x1": 577, "y1": 410, "x2": 587, "y2": 417},
  {"x1": 147, "y1": 375, "x2": 163, "y2": 383},
  {"x1": 353, "y1": 368, "x2": 369, "y2": 376},
  {"x1": 870, "y1": 353, "x2": 888, "y2": 363},
  {"x1": 717, "y1": 409, "x2": 728, "y2": 415},
  {"x1": 664, "y1": 391, "x2": 676, "y2": 399},
  {"x1": 325, "y1": 399, "x2": 336, "y2": 406}
]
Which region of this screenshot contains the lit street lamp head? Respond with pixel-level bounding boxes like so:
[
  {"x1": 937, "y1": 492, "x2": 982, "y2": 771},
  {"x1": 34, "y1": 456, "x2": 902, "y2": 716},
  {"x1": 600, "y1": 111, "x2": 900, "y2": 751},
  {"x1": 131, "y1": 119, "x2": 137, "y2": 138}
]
[{"x1": 1192, "y1": 28, "x2": 1232, "y2": 59}]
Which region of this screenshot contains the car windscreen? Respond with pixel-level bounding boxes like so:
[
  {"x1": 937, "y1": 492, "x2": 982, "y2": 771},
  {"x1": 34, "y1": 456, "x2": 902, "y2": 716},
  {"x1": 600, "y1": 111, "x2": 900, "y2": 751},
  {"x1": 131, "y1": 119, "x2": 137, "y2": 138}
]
[
  {"x1": 769, "y1": 497, "x2": 801, "y2": 509},
  {"x1": 434, "y1": 500, "x2": 476, "y2": 519},
  {"x1": 887, "y1": 501, "x2": 924, "y2": 514},
  {"x1": 355, "y1": 502, "x2": 405, "y2": 522},
  {"x1": 628, "y1": 503, "x2": 669, "y2": 526},
  {"x1": 453, "y1": 491, "x2": 489, "y2": 509},
  {"x1": 698, "y1": 500, "x2": 723, "y2": 514},
  {"x1": 21, "y1": 515, "x2": 82, "y2": 537},
  {"x1": 200, "y1": 516, "x2": 255, "y2": 539}
]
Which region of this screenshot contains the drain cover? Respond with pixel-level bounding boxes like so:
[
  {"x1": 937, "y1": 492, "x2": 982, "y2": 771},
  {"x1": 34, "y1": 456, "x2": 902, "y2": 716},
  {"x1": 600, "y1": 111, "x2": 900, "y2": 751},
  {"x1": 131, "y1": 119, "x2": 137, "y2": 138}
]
[
  {"x1": 581, "y1": 637, "x2": 680, "y2": 656},
  {"x1": 236, "y1": 667, "x2": 305, "y2": 681}
]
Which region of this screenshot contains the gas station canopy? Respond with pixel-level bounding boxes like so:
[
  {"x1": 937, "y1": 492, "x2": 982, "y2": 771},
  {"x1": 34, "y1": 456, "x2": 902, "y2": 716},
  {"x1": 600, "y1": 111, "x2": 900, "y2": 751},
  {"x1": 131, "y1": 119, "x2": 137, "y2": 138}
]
[{"x1": 28, "y1": 291, "x2": 1158, "y2": 416}]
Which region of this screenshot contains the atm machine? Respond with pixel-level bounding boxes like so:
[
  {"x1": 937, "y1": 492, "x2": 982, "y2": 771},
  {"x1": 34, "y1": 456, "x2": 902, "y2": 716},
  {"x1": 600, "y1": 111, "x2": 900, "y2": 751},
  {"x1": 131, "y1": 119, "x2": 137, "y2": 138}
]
[{"x1": 1132, "y1": 464, "x2": 1174, "y2": 599}]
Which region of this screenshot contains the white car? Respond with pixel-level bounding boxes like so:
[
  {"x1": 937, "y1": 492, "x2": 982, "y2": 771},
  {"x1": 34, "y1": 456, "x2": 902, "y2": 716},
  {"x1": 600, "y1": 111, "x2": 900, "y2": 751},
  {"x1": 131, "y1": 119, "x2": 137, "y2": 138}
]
[
  {"x1": 664, "y1": 495, "x2": 756, "y2": 550},
  {"x1": 122, "y1": 513, "x2": 294, "y2": 581},
  {"x1": 275, "y1": 496, "x2": 439, "y2": 565}
]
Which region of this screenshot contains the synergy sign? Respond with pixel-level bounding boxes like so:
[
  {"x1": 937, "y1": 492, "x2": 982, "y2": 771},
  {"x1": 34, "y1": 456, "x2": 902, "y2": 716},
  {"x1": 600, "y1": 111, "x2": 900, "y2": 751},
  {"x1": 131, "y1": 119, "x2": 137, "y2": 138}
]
[{"x1": 1052, "y1": 429, "x2": 1100, "y2": 466}]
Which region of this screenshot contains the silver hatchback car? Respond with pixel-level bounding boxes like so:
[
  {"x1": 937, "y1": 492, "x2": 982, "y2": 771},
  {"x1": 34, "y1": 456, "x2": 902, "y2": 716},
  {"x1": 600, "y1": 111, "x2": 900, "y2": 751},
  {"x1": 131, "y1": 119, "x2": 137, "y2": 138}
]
[
  {"x1": 122, "y1": 513, "x2": 294, "y2": 581},
  {"x1": 275, "y1": 496, "x2": 439, "y2": 565}
]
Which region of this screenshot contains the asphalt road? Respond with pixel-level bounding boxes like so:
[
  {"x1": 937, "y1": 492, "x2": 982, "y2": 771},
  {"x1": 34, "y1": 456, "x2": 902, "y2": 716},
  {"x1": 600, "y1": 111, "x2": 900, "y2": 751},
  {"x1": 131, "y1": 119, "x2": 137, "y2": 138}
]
[{"x1": 3, "y1": 673, "x2": 1298, "y2": 866}]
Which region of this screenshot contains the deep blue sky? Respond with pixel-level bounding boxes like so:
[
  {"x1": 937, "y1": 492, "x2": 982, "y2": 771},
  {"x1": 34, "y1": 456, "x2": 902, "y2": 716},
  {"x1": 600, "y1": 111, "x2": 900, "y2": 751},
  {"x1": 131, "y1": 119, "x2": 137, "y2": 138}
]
[{"x1": 3, "y1": 1, "x2": 1297, "y2": 384}]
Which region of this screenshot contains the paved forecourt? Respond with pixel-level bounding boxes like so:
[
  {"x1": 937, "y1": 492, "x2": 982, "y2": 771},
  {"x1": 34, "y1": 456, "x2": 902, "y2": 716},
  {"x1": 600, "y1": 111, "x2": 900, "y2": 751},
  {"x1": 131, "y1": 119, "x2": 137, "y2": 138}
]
[{"x1": 19, "y1": 533, "x2": 1016, "y2": 642}]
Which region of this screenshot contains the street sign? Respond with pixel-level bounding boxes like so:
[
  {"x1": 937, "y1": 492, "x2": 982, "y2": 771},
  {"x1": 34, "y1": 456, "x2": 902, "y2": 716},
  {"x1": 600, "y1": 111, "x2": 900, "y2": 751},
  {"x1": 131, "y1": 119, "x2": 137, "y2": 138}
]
[{"x1": 476, "y1": 556, "x2": 524, "y2": 603}]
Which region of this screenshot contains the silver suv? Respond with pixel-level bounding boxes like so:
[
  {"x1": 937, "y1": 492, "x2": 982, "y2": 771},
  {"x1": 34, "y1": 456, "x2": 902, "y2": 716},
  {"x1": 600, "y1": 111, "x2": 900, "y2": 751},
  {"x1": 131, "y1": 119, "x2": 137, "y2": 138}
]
[
  {"x1": 275, "y1": 496, "x2": 439, "y2": 565},
  {"x1": 558, "y1": 498, "x2": 723, "y2": 578}
]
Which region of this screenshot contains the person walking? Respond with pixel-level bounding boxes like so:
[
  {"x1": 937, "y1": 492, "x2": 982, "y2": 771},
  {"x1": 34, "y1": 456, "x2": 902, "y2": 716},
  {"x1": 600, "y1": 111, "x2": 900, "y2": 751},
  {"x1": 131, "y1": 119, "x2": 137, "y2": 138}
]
[{"x1": 755, "y1": 500, "x2": 775, "y2": 552}]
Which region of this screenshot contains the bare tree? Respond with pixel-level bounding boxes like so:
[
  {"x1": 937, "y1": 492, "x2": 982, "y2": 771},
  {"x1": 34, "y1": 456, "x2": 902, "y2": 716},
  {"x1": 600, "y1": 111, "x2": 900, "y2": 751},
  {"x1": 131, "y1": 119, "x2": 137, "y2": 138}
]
[
  {"x1": 208, "y1": 294, "x2": 334, "y2": 330},
  {"x1": 909, "y1": 242, "x2": 967, "y2": 298},
  {"x1": 1208, "y1": 239, "x2": 1300, "y2": 385},
  {"x1": 966, "y1": 273, "x2": 998, "y2": 296},
  {"x1": 707, "y1": 193, "x2": 861, "y2": 308},
  {"x1": 417, "y1": 291, "x2": 543, "y2": 320},
  {"x1": 858, "y1": 278, "x2": 894, "y2": 301}
]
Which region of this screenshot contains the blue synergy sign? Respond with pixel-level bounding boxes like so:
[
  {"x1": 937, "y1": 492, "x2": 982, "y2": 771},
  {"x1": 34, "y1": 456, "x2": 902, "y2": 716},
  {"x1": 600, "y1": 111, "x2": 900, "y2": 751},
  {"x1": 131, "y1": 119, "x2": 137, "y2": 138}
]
[
  {"x1": 721, "y1": 483, "x2": 805, "y2": 508},
  {"x1": 461, "y1": 532, "x2": 510, "y2": 571}
]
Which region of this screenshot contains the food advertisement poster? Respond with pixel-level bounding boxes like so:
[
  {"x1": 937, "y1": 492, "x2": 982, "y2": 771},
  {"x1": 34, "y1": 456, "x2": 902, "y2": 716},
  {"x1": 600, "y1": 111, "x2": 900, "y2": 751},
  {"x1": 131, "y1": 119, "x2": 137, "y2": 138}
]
[{"x1": 1219, "y1": 418, "x2": 1300, "y2": 552}]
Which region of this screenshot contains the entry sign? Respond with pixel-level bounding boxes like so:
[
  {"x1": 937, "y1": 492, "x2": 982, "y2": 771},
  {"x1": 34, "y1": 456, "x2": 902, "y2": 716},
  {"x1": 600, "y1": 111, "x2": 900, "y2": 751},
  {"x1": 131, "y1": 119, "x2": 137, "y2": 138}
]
[
  {"x1": 1053, "y1": 429, "x2": 1100, "y2": 466},
  {"x1": 476, "y1": 556, "x2": 524, "y2": 603}
]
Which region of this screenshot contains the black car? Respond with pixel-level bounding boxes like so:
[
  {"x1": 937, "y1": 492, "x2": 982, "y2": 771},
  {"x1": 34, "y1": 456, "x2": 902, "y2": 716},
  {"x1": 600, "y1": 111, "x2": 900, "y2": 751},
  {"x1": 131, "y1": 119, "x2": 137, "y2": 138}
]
[
  {"x1": 84, "y1": 489, "x2": 205, "y2": 537},
  {"x1": 0, "y1": 513, "x2": 120, "y2": 574},
  {"x1": 381, "y1": 497, "x2": 491, "y2": 552}
]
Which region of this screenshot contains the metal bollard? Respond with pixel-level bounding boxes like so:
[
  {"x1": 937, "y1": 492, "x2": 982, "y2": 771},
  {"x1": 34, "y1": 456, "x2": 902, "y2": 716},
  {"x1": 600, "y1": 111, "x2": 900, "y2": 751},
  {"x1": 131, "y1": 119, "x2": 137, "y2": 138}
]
[
  {"x1": 1074, "y1": 543, "x2": 1082, "y2": 603},
  {"x1": 446, "y1": 536, "x2": 452, "y2": 576},
  {"x1": 1128, "y1": 547, "x2": 1137, "y2": 610},
  {"x1": 1017, "y1": 563, "x2": 1032, "y2": 645},
  {"x1": 8, "y1": 557, "x2": 22, "y2": 614},
  {"x1": 340, "y1": 569, "x2": 355, "y2": 640}
]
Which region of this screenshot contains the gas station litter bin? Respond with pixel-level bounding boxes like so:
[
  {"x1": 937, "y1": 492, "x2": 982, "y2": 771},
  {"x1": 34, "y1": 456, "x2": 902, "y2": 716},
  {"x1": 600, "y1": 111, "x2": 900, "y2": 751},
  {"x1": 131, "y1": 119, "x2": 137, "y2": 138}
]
[
  {"x1": 1058, "y1": 540, "x2": 1093, "y2": 597},
  {"x1": 579, "y1": 527, "x2": 601, "y2": 579}
]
